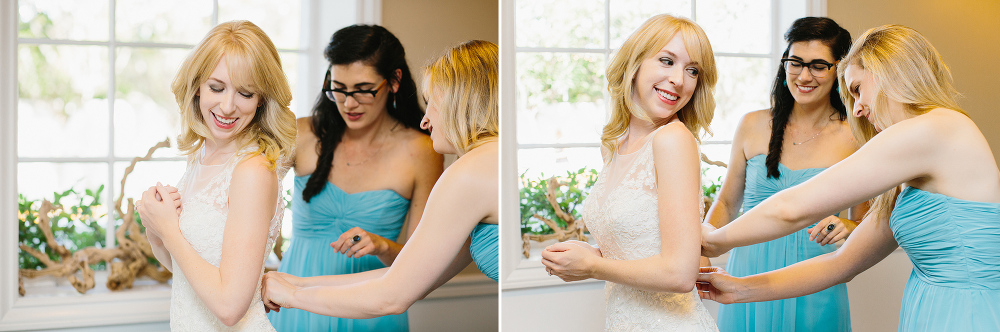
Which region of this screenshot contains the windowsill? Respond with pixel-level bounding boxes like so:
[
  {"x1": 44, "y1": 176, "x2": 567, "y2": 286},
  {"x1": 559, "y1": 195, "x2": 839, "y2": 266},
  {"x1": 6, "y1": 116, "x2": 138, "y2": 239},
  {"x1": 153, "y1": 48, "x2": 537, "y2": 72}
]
[{"x1": 6, "y1": 266, "x2": 495, "y2": 330}]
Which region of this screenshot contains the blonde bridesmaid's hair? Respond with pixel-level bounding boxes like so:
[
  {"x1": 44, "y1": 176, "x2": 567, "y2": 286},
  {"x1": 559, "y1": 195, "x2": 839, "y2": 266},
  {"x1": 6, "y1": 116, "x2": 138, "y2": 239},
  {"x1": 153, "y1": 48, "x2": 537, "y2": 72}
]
[
  {"x1": 837, "y1": 24, "x2": 965, "y2": 222},
  {"x1": 423, "y1": 40, "x2": 499, "y2": 154}
]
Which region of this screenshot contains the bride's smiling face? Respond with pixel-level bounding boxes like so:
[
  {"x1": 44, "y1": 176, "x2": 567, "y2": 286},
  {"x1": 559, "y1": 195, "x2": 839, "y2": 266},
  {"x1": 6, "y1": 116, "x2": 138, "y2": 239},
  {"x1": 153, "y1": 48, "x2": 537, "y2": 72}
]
[
  {"x1": 198, "y1": 56, "x2": 260, "y2": 144},
  {"x1": 631, "y1": 33, "x2": 700, "y2": 122}
]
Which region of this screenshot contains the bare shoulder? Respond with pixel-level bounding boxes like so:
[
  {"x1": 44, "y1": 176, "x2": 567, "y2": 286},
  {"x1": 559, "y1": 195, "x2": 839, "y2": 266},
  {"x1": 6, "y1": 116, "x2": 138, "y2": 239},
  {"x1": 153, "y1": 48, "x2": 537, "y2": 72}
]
[
  {"x1": 296, "y1": 116, "x2": 315, "y2": 138},
  {"x1": 887, "y1": 108, "x2": 969, "y2": 142},
  {"x1": 441, "y1": 141, "x2": 498, "y2": 190},
  {"x1": 741, "y1": 109, "x2": 772, "y2": 129},
  {"x1": 651, "y1": 121, "x2": 698, "y2": 154},
  {"x1": 398, "y1": 127, "x2": 442, "y2": 162},
  {"x1": 232, "y1": 154, "x2": 279, "y2": 189}
]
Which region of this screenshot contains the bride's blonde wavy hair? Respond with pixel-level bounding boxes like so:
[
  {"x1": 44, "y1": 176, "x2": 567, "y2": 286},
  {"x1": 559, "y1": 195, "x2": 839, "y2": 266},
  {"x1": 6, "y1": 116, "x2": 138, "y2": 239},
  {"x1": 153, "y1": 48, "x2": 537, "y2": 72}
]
[
  {"x1": 172, "y1": 20, "x2": 296, "y2": 170},
  {"x1": 837, "y1": 24, "x2": 964, "y2": 223},
  {"x1": 602, "y1": 14, "x2": 717, "y2": 159}
]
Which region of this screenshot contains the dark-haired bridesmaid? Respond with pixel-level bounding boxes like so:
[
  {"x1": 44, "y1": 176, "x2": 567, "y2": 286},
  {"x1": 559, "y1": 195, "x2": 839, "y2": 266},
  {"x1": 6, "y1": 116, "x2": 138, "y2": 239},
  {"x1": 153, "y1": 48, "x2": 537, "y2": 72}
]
[
  {"x1": 704, "y1": 17, "x2": 863, "y2": 331},
  {"x1": 266, "y1": 24, "x2": 443, "y2": 332}
]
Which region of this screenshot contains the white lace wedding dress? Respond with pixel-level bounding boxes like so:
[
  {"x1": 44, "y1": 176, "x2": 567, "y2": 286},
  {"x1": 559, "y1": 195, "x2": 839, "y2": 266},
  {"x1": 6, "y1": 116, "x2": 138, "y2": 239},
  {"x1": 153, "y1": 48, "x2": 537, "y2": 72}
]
[
  {"x1": 581, "y1": 128, "x2": 718, "y2": 331},
  {"x1": 169, "y1": 146, "x2": 285, "y2": 331}
]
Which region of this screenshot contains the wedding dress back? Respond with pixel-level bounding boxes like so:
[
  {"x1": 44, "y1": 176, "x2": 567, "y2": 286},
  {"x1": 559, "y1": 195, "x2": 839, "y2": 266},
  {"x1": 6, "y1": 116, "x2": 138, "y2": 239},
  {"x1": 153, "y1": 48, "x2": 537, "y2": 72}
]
[
  {"x1": 170, "y1": 145, "x2": 285, "y2": 331},
  {"x1": 582, "y1": 126, "x2": 718, "y2": 331}
]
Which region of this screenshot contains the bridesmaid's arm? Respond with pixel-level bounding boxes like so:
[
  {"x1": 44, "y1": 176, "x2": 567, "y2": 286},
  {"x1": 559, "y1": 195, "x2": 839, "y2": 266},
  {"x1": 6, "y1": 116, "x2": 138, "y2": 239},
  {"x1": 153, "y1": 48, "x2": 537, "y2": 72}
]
[
  {"x1": 699, "y1": 212, "x2": 897, "y2": 303},
  {"x1": 705, "y1": 110, "x2": 758, "y2": 229},
  {"x1": 702, "y1": 118, "x2": 935, "y2": 257},
  {"x1": 543, "y1": 122, "x2": 703, "y2": 293},
  {"x1": 263, "y1": 144, "x2": 495, "y2": 318},
  {"x1": 155, "y1": 157, "x2": 276, "y2": 326}
]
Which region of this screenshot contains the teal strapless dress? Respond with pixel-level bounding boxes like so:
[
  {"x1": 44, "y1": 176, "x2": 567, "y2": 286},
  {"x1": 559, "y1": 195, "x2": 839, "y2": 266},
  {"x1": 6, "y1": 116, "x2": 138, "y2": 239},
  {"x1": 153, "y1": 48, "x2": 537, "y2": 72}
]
[
  {"x1": 718, "y1": 155, "x2": 851, "y2": 331},
  {"x1": 470, "y1": 223, "x2": 498, "y2": 281},
  {"x1": 891, "y1": 186, "x2": 1000, "y2": 331},
  {"x1": 268, "y1": 175, "x2": 410, "y2": 332}
]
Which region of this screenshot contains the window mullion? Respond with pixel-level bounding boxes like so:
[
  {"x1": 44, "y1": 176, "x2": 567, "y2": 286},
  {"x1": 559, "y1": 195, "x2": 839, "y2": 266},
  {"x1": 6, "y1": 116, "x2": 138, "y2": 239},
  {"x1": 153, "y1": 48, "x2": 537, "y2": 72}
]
[{"x1": 106, "y1": 0, "x2": 117, "y2": 248}]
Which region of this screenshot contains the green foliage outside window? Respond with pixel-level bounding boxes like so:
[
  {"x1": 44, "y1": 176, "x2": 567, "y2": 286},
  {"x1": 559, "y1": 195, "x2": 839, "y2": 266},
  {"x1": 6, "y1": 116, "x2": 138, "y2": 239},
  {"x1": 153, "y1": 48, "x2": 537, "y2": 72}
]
[{"x1": 18, "y1": 186, "x2": 112, "y2": 271}]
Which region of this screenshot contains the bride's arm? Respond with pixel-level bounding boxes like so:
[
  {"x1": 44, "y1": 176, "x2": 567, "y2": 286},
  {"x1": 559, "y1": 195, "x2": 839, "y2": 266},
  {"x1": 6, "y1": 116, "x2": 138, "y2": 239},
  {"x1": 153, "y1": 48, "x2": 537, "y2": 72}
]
[
  {"x1": 263, "y1": 148, "x2": 494, "y2": 318},
  {"x1": 543, "y1": 122, "x2": 703, "y2": 293},
  {"x1": 146, "y1": 156, "x2": 276, "y2": 326}
]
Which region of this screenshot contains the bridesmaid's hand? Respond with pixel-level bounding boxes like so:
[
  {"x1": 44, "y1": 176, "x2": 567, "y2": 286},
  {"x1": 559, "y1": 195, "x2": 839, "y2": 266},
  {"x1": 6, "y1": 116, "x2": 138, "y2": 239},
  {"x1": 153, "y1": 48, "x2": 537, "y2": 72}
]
[
  {"x1": 700, "y1": 223, "x2": 728, "y2": 257},
  {"x1": 696, "y1": 266, "x2": 749, "y2": 304},
  {"x1": 807, "y1": 216, "x2": 855, "y2": 246},
  {"x1": 262, "y1": 271, "x2": 298, "y2": 313},
  {"x1": 331, "y1": 227, "x2": 390, "y2": 258},
  {"x1": 137, "y1": 183, "x2": 182, "y2": 239},
  {"x1": 541, "y1": 242, "x2": 598, "y2": 282}
]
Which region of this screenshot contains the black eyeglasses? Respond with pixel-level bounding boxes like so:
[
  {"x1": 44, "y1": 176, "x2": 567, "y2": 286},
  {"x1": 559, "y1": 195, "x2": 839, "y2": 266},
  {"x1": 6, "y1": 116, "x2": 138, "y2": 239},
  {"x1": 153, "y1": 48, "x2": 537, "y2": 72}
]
[
  {"x1": 322, "y1": 71, "x2": 387, "y2": 104},
  {"x1": 781, "y1": 58, "x2": 837, "y2": 78}
]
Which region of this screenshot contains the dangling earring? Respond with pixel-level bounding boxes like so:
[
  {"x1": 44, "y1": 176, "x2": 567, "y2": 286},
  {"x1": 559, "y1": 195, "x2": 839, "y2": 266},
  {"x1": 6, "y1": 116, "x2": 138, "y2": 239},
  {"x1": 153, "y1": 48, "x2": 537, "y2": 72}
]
[
  {"x1": 392, "y1": 93, "x2": 397, "y2": 109},
  {"x1": 782, "y1": 80, "x2": 787, "y2": 87}
]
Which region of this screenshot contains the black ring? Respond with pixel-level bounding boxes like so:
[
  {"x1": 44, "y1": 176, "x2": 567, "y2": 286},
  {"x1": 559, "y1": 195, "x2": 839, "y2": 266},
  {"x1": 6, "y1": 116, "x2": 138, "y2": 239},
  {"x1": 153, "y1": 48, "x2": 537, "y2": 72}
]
[
  {"x1": 352, "y1": 235, "x2": 362, "y2": 243},
  {"x1": 826, "y1": 224, "x2": 836, "y2": 232}
]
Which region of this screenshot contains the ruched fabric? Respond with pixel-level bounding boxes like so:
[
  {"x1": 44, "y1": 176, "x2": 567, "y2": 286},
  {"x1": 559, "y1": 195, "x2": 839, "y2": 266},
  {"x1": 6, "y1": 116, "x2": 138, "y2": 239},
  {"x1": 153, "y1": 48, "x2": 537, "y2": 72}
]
[
  {"x1": 718, "y1": 155, "x2": 851, "y2": 332},
  {"x1": 470, "y1": 223, "x2": 499, "y2": 281},
  {"x1": 891, "y1": 186, "x2": 1000, "y2": 331},
  {"x1": 267, "y1": 175, "x2": 410, "y2": 332}
]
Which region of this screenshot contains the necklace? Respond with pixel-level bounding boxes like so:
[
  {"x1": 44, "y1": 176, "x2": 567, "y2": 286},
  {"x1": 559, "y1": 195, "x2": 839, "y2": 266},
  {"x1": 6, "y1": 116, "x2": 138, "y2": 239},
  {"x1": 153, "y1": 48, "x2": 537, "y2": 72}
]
[
  {"x1": 792, "y1": 129, "x2": 823, "y2": 145},
  {"x1": 345, "y1": 141, "x2": 384, "y2": 166}
]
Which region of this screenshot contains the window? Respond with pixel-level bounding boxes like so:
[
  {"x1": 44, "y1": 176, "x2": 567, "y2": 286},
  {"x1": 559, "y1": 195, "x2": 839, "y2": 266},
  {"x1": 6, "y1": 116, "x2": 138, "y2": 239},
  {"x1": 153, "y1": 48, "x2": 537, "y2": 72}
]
[
  {"x1": 500, "y1": 0, "x2": 826, "y2": 286},
  {"x1": 2, "y1": 0, "x2": 376, "y2": 329}
]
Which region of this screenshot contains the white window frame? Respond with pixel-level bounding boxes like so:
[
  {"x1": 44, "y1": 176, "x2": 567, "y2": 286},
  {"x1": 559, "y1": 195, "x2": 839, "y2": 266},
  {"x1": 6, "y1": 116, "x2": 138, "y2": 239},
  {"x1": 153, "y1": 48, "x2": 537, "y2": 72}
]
[
  {"x1": 0, "y1": 0, "x2": 381, "y2": 329},
  {"x1": 500, "y1": 0, "x2": 827, "y2": 288}
]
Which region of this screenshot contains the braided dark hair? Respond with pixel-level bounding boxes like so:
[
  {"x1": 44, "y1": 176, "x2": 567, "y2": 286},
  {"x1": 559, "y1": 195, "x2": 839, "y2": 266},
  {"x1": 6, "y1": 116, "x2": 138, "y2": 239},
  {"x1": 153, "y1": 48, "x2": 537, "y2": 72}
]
[
  {"x1": 766, "y1": 17, "x2": 852, "y2": 178},
  {"x1": 302, "y1": 25, "x2": 426, "y2": 202}
]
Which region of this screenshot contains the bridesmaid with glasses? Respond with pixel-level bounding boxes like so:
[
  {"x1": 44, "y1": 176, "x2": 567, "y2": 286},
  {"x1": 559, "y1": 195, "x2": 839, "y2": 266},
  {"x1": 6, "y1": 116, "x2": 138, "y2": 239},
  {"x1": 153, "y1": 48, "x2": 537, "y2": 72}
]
[
  {"x1": 266, "y1": 24, "x2": 443, "y2": 332},
  {"x1": 704, "y1": 17, "x2": 862, "y2": 331}
]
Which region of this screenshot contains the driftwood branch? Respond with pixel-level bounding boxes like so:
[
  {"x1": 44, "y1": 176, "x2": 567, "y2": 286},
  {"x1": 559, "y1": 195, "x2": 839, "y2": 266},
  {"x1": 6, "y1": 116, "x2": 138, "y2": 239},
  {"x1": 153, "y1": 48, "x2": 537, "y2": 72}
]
[
  {"x1": 522, "y1": 177, "x2": 589, "y2": 258},
  {"x1": 18, "y1": 139, "x2": 173, "y2": 295},
  {"x1": 701, "y1": 152, "x2": 727, "y2": 168}
]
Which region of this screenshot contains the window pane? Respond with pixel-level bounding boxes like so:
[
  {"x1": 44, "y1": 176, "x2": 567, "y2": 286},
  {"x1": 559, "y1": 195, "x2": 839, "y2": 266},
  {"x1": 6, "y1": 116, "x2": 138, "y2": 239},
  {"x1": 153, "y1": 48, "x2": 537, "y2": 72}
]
[
  {"x1": 279, "y1": 52, "x2": 305, "y2": 116},
  {"x1": 709, "y1": 56, "x2": 773, "y2": 142},
  {"x1": 219, "y1": 0, "x2": 302, "y2": 50},
  {"x1": 113, "y1": 161, "x2": 188, "y2": 205},
  {"x1": 609, "y1": 0, "x2": 692, "y2": 48},
  {"x1": 17, "y1": 0, "x2": 109, "y2": 41},
  {"x1": 516, "y1": 0, "x2": 604, "y2": 49},
  {"x1": 518, "y1": 147, "x2": 604, "y2": 180},
  {"x1": 696, "y1": 0, "x2": 771, "y2": 54},
  {"x1": 114, "y1": 47, "x2": 189, "y2": 158},
  {"x1": 18, "y1": 45, "x2": 109, "y2": 158},
  {"x1": 517, "y1": 52, "x2": 605, "y2": 145},
  {"x1": 115, "y1": 0, "x2": 213, "y2": 44}
]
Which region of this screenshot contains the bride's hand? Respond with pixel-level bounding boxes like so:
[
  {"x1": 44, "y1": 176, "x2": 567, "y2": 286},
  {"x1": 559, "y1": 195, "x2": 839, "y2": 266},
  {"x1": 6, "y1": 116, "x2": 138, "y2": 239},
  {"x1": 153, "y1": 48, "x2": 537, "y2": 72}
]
[
  {"x1": 696, "y1": 266, "x2": 749, "y2": 304},
  {"x1": 262, "y1": 271, "x2": 298, "y2": 313},
  {"x1": 561, "y1": 240, "x2": 602, "y2": 257},
  {"x1": 700, "y1": 223, "x2": 728, "y2": 257},
  {"x1": 138, "y1": 183, "x2": 182, "y2": 239},
  {"x1": 540, "y1": 242, "x2": 599, "y2": 282}
]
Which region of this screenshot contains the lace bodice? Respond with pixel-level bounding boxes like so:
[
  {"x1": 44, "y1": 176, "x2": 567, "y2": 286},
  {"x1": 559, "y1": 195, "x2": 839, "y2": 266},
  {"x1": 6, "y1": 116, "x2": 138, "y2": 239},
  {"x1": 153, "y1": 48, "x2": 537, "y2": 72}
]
[
  {"x1": 169, "y1": 146, "x2": 286, "y2": 331},
  {"x1": 581, "y1": 127, "x2": 717, "y2": 331}
]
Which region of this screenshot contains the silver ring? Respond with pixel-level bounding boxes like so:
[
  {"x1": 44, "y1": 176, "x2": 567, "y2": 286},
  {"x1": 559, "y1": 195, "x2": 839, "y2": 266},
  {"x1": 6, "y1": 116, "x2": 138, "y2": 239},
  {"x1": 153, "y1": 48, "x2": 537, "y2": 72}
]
[
  {"x1": 826, "y1": 223, "x2": 836, "y2": 232},
  {"x1": 352, "y1": 235, "x2": 361, "y2": 244}
]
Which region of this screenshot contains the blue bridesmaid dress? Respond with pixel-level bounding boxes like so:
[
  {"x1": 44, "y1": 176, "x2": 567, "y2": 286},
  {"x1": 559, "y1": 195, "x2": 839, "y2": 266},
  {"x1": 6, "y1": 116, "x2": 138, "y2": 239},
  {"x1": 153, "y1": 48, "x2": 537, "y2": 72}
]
[
  {"x1": 268, "y1": 175, "x2": 410, "y2": 332},
  {"x1": 717, "y1": 155, "x2": 851, "y2": 331},
  {"x1": 469, "y1": 223, "x2": 498, "y2": 281},
  {"x1": 890, "y1": 186, "x2": 1000, "y2": 331}
]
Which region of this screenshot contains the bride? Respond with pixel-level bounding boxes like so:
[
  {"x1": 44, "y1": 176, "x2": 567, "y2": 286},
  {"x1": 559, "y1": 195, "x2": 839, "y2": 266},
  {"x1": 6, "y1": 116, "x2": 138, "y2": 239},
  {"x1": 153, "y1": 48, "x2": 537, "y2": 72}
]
[
  {"x1": 541, "y1": 14, "x2": 719, "y2": 331},
  {"x1": 136, "y1": 20, "x2": 295, "y2": 331}
]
